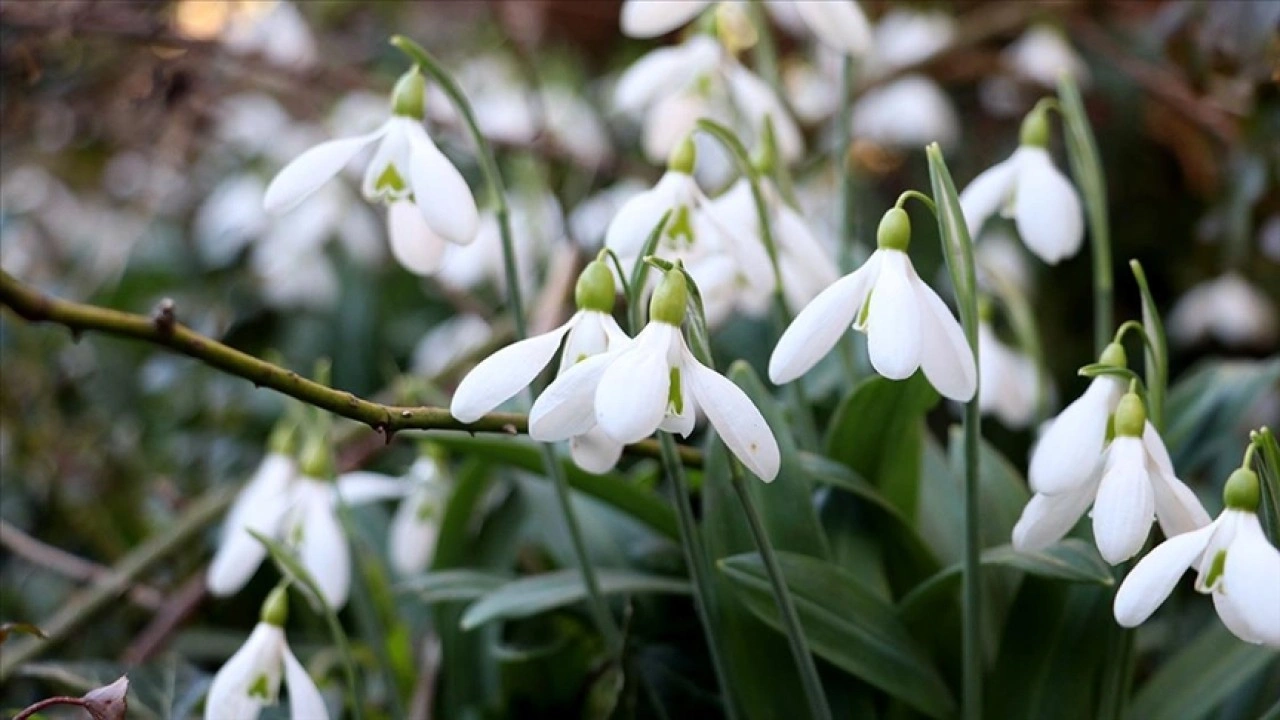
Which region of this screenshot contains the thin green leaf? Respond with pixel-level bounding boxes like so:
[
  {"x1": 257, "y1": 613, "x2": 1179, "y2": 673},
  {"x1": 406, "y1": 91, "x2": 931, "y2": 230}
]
[
  {"x1": 460, "y1": 569, "x2": 690, "y2": 630},
  {"x1": 1255, "y1": 427, "x2": 1280, "y2": 545},
  {"x1": 1129, "y1": 622, "x2": 1280, "y2": 720},
  {"x1": 1129, "y1": 260, "x2": 1168, "y2": 430},
  {"x1": 925, "y1": 142, "x2": 979, "y2": 339},
  {"x1": 628, "y1": 212, "x2": 672, "y2": 333},
  {"x1": 398, "y1": 569, "x2": 511, "y2": 603}
]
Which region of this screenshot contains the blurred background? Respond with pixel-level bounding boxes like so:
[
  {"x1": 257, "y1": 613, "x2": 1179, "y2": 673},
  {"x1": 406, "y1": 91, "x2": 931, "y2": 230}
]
[{"x1": 1, "y1": 0, "x2": 1278, "y2": 716}]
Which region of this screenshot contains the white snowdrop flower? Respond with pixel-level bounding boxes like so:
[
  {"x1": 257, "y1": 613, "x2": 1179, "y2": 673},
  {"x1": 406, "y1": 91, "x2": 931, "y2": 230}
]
[
  {"x1": 387, "y1": 455, "x2": 451, "y2": 577},
  {"x1": 769, "y1": 208, "x2": 977, "y2": 402},
  {"x1": 974, "y1": 225, "x2": 1033, "y2": 297},
  {"x1": 1169, "y1": 272, "x2": 1278, "y2": 348},
  {"x1": 851, "y1": 75, "x2": 960, "y2": 151},
  {"x1": 434, "y1": 189, "x2": 562, "y2": 296},
  {"x1": 209, "y1": 449, "x2": 298, "y2": 597},
  {"x1": 1014, "y1": 392, "x2": 1212, "y2": 564},
  {"x1": 865, "y1": 9, "x2": 955, "y2": 75},
  {"x1": 1114, "y1": 465, "x2": 1279, "y2": 647},
  {"x1": 977, "y1": 319, "x2": 1040, "y2": 428},
  {"x1": 412, "y1": 314, "x2": 494, "y2": 379},
  {"x1": 221, "y1": 1, "x2": 318, "y2": 70},
  {"x1": 1026, "y1": 343, "x2": 1128, "y2": 496},
  {"x1": 195, "y1": 174, "x2": 269, "y2": 268},
  {"x1": 960, "y1": 105, "x2": 1083, "y2": 264},
  {"x1": 452, "y1": 260, "x2": 634, "y2": 473},
  {"x1": 1004, "y1": 24, "x2": 1090, "y2": 89},
  {"x1": 621, "y1": 1, "x2": 870, "y2": 56},
  {"x1": 264, "y1": 68, "x2": 479, "y2": 275},
  {"x1": 214, "y1": 93, "x2": 294, "y2": 160},
  {"x1": 205, "y1": 587, "x2": 328, "y2": 720},
  {"x1": 542, "y1": 87, "x2": 614, "y2": 170},
  {"x1": 782, "y1": 58, "x2": 838, "y2": 124},
  {"x1": 531, "y1": 269, "x2": 780, "y2": 481},
  {"x1": 620, "y1": 0, "x2": 712, "y2": 38},
  {"x1": 569, "y1": 179, "x2": 647, "y2": 250}
]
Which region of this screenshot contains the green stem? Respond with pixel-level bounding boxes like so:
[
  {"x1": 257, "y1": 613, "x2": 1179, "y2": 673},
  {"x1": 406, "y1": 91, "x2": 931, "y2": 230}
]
[
  {"x1": 658, "y1": 433, "x2": 740, "y2": 720},
  {"x1": 746, "y1": 0, "x2": 782, "y2": 94},
  {"x1": 392, "y1": 35, "x2": 622, "y2": 653},
  {"x1": 1098, "y1": 562, "x2": 1137, "y2": 720},
  {"x1": 1128, "y1": 261, "x2": 1167, "y2": 432},
  {"x1": 729, "y1": 463, "x2": 831, "y2": 720}
]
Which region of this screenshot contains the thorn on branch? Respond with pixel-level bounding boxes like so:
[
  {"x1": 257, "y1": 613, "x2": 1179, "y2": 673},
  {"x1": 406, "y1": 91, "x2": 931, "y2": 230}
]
[
  {"x1": 502, "y1": 423, "x2": 517, "y2": 435},
  {"x1": 152, "y1": 298, "x2": 175, "y2": 334}
]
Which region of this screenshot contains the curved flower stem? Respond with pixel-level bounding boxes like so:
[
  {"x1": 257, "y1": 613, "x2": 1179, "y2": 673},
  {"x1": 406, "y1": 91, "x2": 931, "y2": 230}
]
[
  {"x1": 392, "y1": 35, "x2": 622, "y2": 654},
  {"x1": 12, "y1": 697, "x2": 87, "y2": 720},
  {"x1": 729, "y1": 462, "x2": 832, "y2": 720},
  {"x1": 658, "y1": 432, "x2": 741, "y2": 720}
]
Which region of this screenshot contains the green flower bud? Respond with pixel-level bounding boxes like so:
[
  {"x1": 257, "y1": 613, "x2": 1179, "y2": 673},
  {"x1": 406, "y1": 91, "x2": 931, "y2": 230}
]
[
  {"x1": 1020, "y1": 105, "x2": 1051, "y2": 148},
  {"x1": 650, "y1": 270, "x2": 688, "y2": 326},
  {"x1": 752, "y1": 118, "x2": 778, "y2": 176},
  {"x1": 1098, "y1": 342, "x2": 1127, "y2": 369},
  {"x1": 575, "y1": 260, "x2": 616, "y2": 313},
  {"x1": 876, "y1": 207, "x2": 911, "y2": 251},
  {"x1": 391, "y1": 67, "x2": 426, "y2": 119},
  {"x1": 260, "y1": 586, "x2": 289, "y2": 627},
  {"x1": 1223, "y1": 468, "x2": 1261, "y2": 511},
  {"x1": 668, "y1": 136, "x2": 697, "y2": 175},
  {"x1": 299, "y1": 432, "x2": 334, "y2": 479},
  {"x1": 1112, "y1": 392, "x2": 1147, "y2": 438}
]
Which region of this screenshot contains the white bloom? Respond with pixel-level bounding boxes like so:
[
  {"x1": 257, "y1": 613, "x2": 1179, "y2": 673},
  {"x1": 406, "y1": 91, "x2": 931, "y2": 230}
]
[
  {"x1": 221, "y1": 1, "x2": 318, "y2": 70},
  {"x1": 1027, "y1": 375, "x2": 1125, "y2": 495},
  {"x1": 387, "y1": 457, "x2": 450, "y2": 577},
  {"x1": 1169, "y1": 272, "x2": 1278, "y2": 348},
  {"x1": 790, "y1": 1, "x2": 872, "y2": 55},
  {"x1": 620, "y1": 1, "x2": 713, "y2": 39},
  {"x1": 977, "y1": 321, "x2": 1040, "y2": 428},
  {"x1": 974, "y1": 225, "x2": 1034, "y2": 296},
  {"x1": 769, "y1": 244, "x2": 977, "y2": 402},
  {"x1": 569, "y1": 180, "x2": 647, "y2": 250},
  {"x1": 436, "y1": 190, "x2": 562, "y2": 294},
  {"x1": 412, "y1": 314, "x2": 494, "y2": 378},
  {"x1": 1004, "y1": 24, "x2": 1090, "y2": 89},
  {"x1": 622, "y1": 1, "x2": 870, "y2": 55},
  {"x1": 865, "y1": 10, "x2": 955, "y2": 75},
  {"x1": 205, "y1": 622, "x2": 327, "y2": 720},
  {"x1": 960, "y1": 145, "x2": 1083, "y2": 264},
  {"x1": 209, "y1": 453, "x2": 297, "y2": 597},
  {"x1": 851, "y1": 74, "x2": 960, "y2": 150},
  {"x1": 1114, "y1": 503, "x2": 1279, "y2": 647}
]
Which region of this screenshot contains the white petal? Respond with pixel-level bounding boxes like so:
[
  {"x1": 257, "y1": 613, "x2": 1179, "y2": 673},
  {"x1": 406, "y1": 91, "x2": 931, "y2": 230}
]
[
  {"x1": 1011, "y1": 482, "x2": 1096, "y2": 552},
  {"x1": 659, "y1": 358, "x2": 697, "y2": 438},
  {"x1": 1012, "y1": 147, "x2": 1084, "y2": 264},
  {"x1": 1142, "y1": 424, "x2": 1212, "y2": 537},
  {"x1": 333, "y1": 471, "x2": 407, "y2": 506},
  {"x1": 866, "y1": 250, "x2": 921, "y2": 381},
  {"x1": 683, "y1": 345, "x2": 780, "y2": 481},
  {"x1": 620, "y1": 0, "x2": 711, "y2": 38},
  {"x1": 1213, "y1": 590, "x2": 1263, "y2": 643},
  {"x1": 387, "y1": 201, "x2": 447, "y2": 276},
  {"x1": 605, "y1": 172, "x2": 689, "y2": 260},
  {"x1": 1221, "y1": 513, "x2": 1280, "y2": 646},
  {"x1": 959, "y1": 156, "x2": 1017, "y2": 240},
  {"x1": 264, "y1": 128, "x2": 383, "y2": 213},
  {"x1": 389, "y1": 487, "x2": 442, "y2": 577},
  {"x1": 204, "y1": 624, "x2": 284, "y2": 720},
  {"x1": 208, "y1": 456, "x2": 294, "y2": 596},
  {"x1": 1028, "y1": 376, "x2": 1124, "y2": 495},
  {"x1": 725, "y1": 65, "x2": 805, "y2": 161},
  {"x1": 293, "y1": 481, "x2": 350, "y2": 609},
  {"x1": 282, "y1": 643, "x2": 329, "y2": 720},
  {"x1": 405, "y1": 122, "x2": 479, "y2": 246},
  {"x1": 530, "y1": 351, "x2": 617, "y2": 441},
  {"x1": 792, "y1": 0, "x2": 873, "y2": 55},
  {"x1": 559, "y1": 312, "x2": 612, "y2": 376},
  {"x1": 614, "y1": 36, "x2": 721, "y2": 111},
  {"x1": 595, "y1": 324, "x2": 674, "y2": 444},
  {"x1": 769, "y1": 252, "x2": 880, "y2": 384},
  {"x1": 912, "y1": 274, "x2": 977, "y2": 401},
  {"x1": 1092, "y1": 437, "x2": 1156, "y2": 565},
  {"x1": 569, "y1": 427, "x2": 626, "y2": 475},
  {"x1": 450, "y1": 315, "x2": 578, "y2": 422},
  {"x1": 360, "y1": 123, "x2": 411, "y2": 202},
  {"x1": 1113, "y1": 522, "x2": 1216, "y2": 627}
]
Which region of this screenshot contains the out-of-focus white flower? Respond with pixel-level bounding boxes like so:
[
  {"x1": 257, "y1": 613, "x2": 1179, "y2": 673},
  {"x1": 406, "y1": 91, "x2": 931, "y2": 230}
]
[
  {"x1": 851, "y1": 75, "x2": 960, "y2": 150},
  {"x1": 386, "y1": 456, "x2": 451, "y2": 576},
  {"x1": 978, "y1": 320, "x2": 1040, "y2": 428},
  {"x1": 1169, "y1": 272, "x2": 1278, "y2": 348},
  {"x1": 435, "y1": 189, "x2": 563, "y2": 295},
  {"x1": 412, "y1": 314, "x2": 494, "y2": 379},
  {"x1": 209, "y1": 452, "x2": 297, "y2": 598},
  {"x1": 205, "y1": 588, "x2": 328, "y2": 720},
  {"x1": 975, "y1": 226, "x2": 1034, "y2": 296},
  {"x1": 622, "y1": 1, "x2": 870, "y2": 56},
  {"x1": 221, "y1": 1, "x2": 318, "y2": 70},
  {"x1": 1114, "y1": 466, "x2": 1279, "y2": 646},
  {"x1": 1003, "y1": 24, "x2": 1089, "y2": 89},
  {"x1": 865, "y1": 9, "x2": 956, "y2": 75},
  {"x1": 570, "y1": 180, "x2": 648, "y2": 250},
  {"x1": 770, "y1": 208, "x2": 976, "y2": 402}
]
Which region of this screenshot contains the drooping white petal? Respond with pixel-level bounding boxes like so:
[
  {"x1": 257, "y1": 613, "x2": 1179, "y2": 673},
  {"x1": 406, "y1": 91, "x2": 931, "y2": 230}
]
[
  {"x1": 1220, "y1": 513, "x2": 1280, "y2": 646},
  {"x1": 404, "y1": 122, "x2": 479, "y2": 246},
  {"x1": 851, "y1": 75, "x2": 961, "y2": 151},
  {"x1": 724, "y1": 65, "x2": 804, "y2": 162},
  {"x1": 1092, "y1": 437, "x2": 1156, "y2": 564},
  {"x1": 387, "y1": 201, "x2": 448, "y2": 276},
  {"x1": 450, "y1": 314, "x2": 578, "y2": 422},
  {"x1": 978, "y1": 323, "x2": 1038, "y2": 427},
  {"x1": 292, "y1": 479, "x2": 350, "y2": 609},
  {"x1": 1012, "y1": 147, "x2": 1084, "y2": 264},
  {"x1": 605, "y1": 172, "x2": 691, "y2": 261},
  {"x1": 614, "y1": 36, "x2": 721, "y2": 112},
  {"x1": 361, "y1": 122, "x2": 412, "y2": 202},
  {"x1": 558, "y1": 311, "x2": 613, "y2": 376},
  {"x1": 1028, "y1": 376, "x2": 1124, "y2": 495},
  {"x1": 1195, "y1": 512, "x2": 1241, "y2": 592},
  {"x1": 682, "y1": 344, "x2": 781, "y2": 482},
  {"x1": 264, "y1": 128, "x2": 384, "y2": 214},
  {"x1": 1011, "y1": 481, "x2": 1096, "y2": 552},
  {"x1": 570, "y1": 427, "x2": 626, "y2": 475},
  {"x1": 595, "y1": 323, "x2": 675, "y2": 444},
  {"x1": 659, "y1": 354, "x2": 697, "y2": 438},
  {"x1": 208, "y1": 455, "x2": 294, "y2": 596},
  {"x1": 911, "y1": 272, "x2": 977, "y2": 401},
  {"x1": 1141, "y1": 423, "x2": 1211, "y2": 537},
  {"x1": 1113, "y1": 521, "x2": 1217, "y2": 627},
  {"x1": 1212, "y1": 590, "x2": 1264, "y2": 645},
  {"x1": 959, "y1": 156, "x2": 1018, "y2": 240},
  {"x1": 529, "y1": 351, "x2": 617, "y2": 441},
  {"x1": 333, "y1": 471, "x2": 408, "y2": 506},
  {"x1": 282, "y1": 643, "x2": 329, "y2": 720},
  {"x1": 865, "y1": 250, "x2": 921, "y2": 381},
  {"x1": 204, "y1": 624, "x2": 285, "y2": 720},
  {"x1": 620, "y1": 0, "x2": 712, "y2": 38},
  {"x1": 389, "y1": 485, "x2": 443, "y2": 576},
  {"x1": 769, "y1": 252, "x2": 881, "y2": 384},
  {"x1": 792, "y1": 0, "x2": 872, "y2": 55}
]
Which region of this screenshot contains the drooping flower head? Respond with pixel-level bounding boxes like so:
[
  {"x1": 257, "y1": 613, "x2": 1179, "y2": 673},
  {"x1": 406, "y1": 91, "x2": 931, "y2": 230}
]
[{"x1": 976, "y1": 300, "x2": 1041, "y2": 428}]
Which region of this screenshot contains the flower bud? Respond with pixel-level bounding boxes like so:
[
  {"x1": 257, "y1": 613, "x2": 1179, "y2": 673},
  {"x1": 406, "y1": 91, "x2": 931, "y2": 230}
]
[
  {"x1": 391, "y1": 66, "x2": 426, "y2": 119},
  {"x1": 1098, "y1": 341, "x2": 1127, "y2": 369},
  {"x1": 668, "y1": 136, "x2": 697, "y2": 175},
  {"x1": 752, "y1": 117, "x2": 778, "y2": 176},
  {"x1": 575, "y1": 260, "x2": 617, "y2": 313},
  {"x1": 650, "y1": 269, "x2": 688, "y2": 326},
  {"x1": 1020, "y1": 105, "x2": 1051, "y2": 148},
  {"x1": 876, "y1": 207, "x2": 911, "y2": 251},
  {"x1": 299, "y1": 432, "x2": 334, "y2": 479},
  {"x1": 1223, "y1": 467, "x2": 1261, "y2": 511},
  {"x1": 260, "y1": 586, "x2": 290, "y2": 627},
  {"x1": 1112, "y1": 392, "x2": 1146, "y2": 438}
]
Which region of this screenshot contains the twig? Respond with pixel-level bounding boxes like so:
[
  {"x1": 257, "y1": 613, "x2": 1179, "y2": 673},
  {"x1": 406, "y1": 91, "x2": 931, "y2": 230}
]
[
  {"x1": 0, "y1": 269, "x2": 700, "y2": 466},
  {"x1": 12, "y1": 696, "x2": 87, "y2": 720},
  {"x1": 0, "y1": 521, "x2": 165, "y2": 610}
]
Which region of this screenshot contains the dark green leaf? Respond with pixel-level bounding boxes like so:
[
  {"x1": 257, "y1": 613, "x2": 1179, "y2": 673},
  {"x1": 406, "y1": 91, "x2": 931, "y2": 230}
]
[
  {"x1": 1129, "y1": 260, "x2": 1169, "y2": 429},
  {"x1": 460, "y1": 569, "x2": 689, "y2": 630},
  {"x1": 1129, "y1": 622, "x2": 1280, "y2": 720},
  {"x1": 398, "y1": 569, "x2": 511, "y2": 603}
]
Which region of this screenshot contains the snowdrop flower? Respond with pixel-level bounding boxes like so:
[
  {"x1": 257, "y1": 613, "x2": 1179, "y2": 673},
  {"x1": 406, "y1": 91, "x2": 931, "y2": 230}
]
[
  {"x1": 960, "y1": 104, "x2": 1083, "y2": 264},
  {"x1": 1004, "y1": 24, "x2": 1090, "y2": 89},
  {"x1": 437, "y1": 189, "x2": 562, "y2": 294},
  {"x1": 452, "y1": 260, "x2": 633, "y2": 473},
  {"x1": 1014, "y1": 391, "x2": 1211, "y2": 564},
  {"x1": 977, "y1": 316, "x2": 1040, "y2": 428},
  {"x1": 531, "y1": 269, "x2": 780, "y2": 481},
  {"x1": 264, "y1": 67, "x2": 478, "y2": 274},
  {"x1": 974, "y1": 225, "x2": 1034, "y2": 297},
  {"x1": 621, "y1": 1, "x2": 871, "y2": 56},
  {"x1": 411, "y1": 314, "x2": 493, "y2": 378},
  {"x1": 851, "y1": 75, "x2": 960, "y2": 151},
  {"x1": 1114, "y1": 463, "x2": 1279, "y2": 646},
  {"x1": 569, "y1": 180, "x2": 647, "y2": 250},
  {"x1": 864, "y1": 9, "x2": 955, "y2": 75},
  {"x1": 209, "y1": 433, "x2": 298, "y2": 598},
  {"x1": 770, "y1": 207, "x2": 977, "y2": 402},
  {"x1": 205, "y1": 587, "x2": 327, "y2": 720},
  {"x1": 221, "y1": 1, "x2": 318, "y2": 70},
  {"x1": 364, "y1": 453, "x2": 452, "y2": 577},
  {"x1": 1168, "y1": 272, "x2": 1278, "y2": 348}
]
